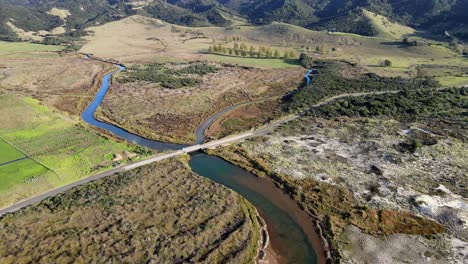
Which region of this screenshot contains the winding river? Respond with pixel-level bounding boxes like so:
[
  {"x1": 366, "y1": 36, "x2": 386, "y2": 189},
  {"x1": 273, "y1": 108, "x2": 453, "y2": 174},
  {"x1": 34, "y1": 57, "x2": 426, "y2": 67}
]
[{"x1": 82, "y1": 61, "x2": 323, "y2": 264}]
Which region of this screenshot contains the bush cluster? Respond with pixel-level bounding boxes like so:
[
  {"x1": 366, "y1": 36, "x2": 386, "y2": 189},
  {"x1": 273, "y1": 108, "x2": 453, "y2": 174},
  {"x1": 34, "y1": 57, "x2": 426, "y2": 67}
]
[
  {"x1": 308, "y1": 87, "x2": 467, "y2": 123},
  {"x1": 119, "y1": 63, "x2": 218, "y2": 89}
]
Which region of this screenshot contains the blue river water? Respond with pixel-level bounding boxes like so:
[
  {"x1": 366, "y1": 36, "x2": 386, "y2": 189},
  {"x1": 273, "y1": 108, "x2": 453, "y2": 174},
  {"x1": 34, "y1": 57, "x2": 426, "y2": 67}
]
[
  {"x1": 81, "y1": 62, "x2": 320, "y2": 263},
  {"x1": 304, "y1": 69, "x2": 313, "y2": 86}
]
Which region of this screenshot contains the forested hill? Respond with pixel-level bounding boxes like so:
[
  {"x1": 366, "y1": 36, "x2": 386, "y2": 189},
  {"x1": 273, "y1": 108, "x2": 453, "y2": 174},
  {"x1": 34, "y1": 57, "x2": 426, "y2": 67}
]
[{"x1": 1, "y1": 0, "x2": 468, "y2": 41}]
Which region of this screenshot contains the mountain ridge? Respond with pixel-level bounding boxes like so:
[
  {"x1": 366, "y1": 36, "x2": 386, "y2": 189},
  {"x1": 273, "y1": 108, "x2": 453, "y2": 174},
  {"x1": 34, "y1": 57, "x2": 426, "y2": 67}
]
[{"x1": 1, "y1": 0, "x2": 468, "y2": 41}]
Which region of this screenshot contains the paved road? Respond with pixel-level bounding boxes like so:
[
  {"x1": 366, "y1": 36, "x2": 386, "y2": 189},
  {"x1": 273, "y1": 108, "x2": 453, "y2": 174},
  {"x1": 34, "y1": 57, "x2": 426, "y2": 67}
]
[{"x1": 1, "y1": 87, "x2": 460, "y2": 216}]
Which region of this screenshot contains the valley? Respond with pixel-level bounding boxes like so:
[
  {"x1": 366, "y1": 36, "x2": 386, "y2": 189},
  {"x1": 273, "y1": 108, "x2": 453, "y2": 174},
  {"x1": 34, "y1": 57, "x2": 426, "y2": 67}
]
[{"x1": 0, "y1": 1, "x2": 467, "y2": 263}]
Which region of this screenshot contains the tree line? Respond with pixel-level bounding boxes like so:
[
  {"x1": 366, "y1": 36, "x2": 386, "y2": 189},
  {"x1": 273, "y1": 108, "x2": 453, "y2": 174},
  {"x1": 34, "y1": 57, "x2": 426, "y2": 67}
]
[{"x1": 207, "y1": 42, "x2": 298, "y2": 59}]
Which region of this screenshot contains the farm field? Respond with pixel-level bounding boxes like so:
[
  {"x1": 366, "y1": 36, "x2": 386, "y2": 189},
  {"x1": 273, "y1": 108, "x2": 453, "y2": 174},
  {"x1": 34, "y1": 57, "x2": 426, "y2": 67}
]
[
  {"x1": 0, "y1": 41, "x2": 112, "y2": 116},
  {"x1": 0, "y1": 158, "x2": 260, "y2": 263},
  {"x1": 0, "y1": 138, "x2": 24, "y2": 164},
  {"x1": 0, "y1": 159, "x2": 52, "y2": 193},
  {"x1": 0, "y1": 95, "x2": 146, "y2": 209},
  {"x1": 0, "y1": 41, "x2": 63, "y2": 54}
]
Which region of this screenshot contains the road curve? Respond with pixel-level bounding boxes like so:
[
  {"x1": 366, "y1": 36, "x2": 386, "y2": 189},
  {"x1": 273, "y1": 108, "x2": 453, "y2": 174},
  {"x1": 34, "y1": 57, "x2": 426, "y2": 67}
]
[{"x1": 195, "y1": 96, "x2": 278, "y2": 144}]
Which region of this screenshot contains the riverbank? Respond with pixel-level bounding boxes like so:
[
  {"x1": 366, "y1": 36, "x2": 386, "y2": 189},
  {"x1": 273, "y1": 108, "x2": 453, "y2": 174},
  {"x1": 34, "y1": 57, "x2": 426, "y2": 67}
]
[{"x1": 255, "y1": 209, "x2": 278, "y2": 264}]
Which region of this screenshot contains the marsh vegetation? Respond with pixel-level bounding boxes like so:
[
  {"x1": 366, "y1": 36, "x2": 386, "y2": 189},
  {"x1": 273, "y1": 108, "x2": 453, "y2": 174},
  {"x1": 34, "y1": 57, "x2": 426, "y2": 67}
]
[{"x1": 0, "y1": 158, "x2": 260, "y2": 263}]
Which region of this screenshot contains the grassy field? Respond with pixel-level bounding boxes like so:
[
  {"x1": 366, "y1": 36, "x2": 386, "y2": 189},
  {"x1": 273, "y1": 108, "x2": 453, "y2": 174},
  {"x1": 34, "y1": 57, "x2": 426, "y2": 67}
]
[
  {"x1": 0, "y1": 41, "x2": 63, "y2": 54},
  {"x1": 0, "y1": 138, "x2": 24, "y2": 164},
  {"x1": 0, "y1": 158, "x2": 260, "y2": 263},
  {"x1": 0, "y1": 95, "x2": 146, "y2": 208},
  {"x1": 81, "y1": 15, "x2": 468, "y2": 146},
  {"x1": 207, "y1": 54, "x2": 299, "y2": 68},
  {"x1": 0, "y1": 159, "x2": 52, "y2": 193},
  {"x1": 436, "y1": 76, "x2": 468, "y2": 86},
  {"x1": 0, "y1": 46, "x2": 111, "y2": 116},
  {"x1": 362, "y1": 9, "x2": 415, "y2": 40}
]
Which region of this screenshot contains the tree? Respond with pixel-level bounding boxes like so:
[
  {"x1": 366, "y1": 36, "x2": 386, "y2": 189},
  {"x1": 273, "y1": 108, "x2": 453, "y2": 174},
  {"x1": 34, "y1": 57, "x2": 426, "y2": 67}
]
[
  {"x1": 249, "y1": 46, "x2": 256, "y2": 57},
  {"x1": 257, "y1": 46, "x2": 263, "y2": 57},
  {"x1": 221, "y1": 47, "x2": 227, "y2": 54},
  {"x1": 382, "y1": 59, "x2": 392, "y2": 67},
  {"x1": 266, "y1": 48, "x2": 273, "y2": 58},
  {"x1": 234, "y1": 43, "x2": 239, "y2": 50},
  {"x1": 240, "y1": 43, "x2": 247, "y2": 51},
  {"x1": 228, "y1": 48, "x2": 233, "y2": 55},
  {"x1": 289, "y1": 50, "x2": 298, "y2": 59},
  {"x1": 320, "y1": 44, "x2": 329, "y2": 54},
  {"x1": 402, "y1": 37, "x2": 409, "y2": 45},
  {"x1": 208, "y1": 46, "x2": 214, "y2": 53},
  {"x1": 274, "y1": 50, "x2": 281, "y2": 58},
  {"x1": 299, "y1": 53, "x2": 313, "y2": 68}
]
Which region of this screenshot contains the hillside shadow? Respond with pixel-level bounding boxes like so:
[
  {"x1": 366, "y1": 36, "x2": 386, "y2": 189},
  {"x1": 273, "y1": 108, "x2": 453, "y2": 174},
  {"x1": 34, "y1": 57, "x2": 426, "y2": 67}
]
[
  {"x1": 284, "y1": 58, "x2": 300, "y2": 66},
  {"x1": 380, "y1": 41, "x2": 405, "y2": 47}
]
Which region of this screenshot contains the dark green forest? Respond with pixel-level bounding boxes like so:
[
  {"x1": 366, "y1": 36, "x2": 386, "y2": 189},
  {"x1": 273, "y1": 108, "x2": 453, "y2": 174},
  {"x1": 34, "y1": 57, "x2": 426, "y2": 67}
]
[{"x1": 308, "y1": 87, "x2": 467, "y2": 122}]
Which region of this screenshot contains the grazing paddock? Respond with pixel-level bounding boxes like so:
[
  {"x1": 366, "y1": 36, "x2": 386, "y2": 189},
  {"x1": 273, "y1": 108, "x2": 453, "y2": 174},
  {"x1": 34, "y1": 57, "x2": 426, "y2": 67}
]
[
  {"x1": 0, "y1": 95, "x2": 145, "y2": 209},
  {"x1": 0, "y1": 138, "x2": 24, "y2": 164},
  {"x1": 0, "y1": 158, "x2": 52, "y2": 193}
]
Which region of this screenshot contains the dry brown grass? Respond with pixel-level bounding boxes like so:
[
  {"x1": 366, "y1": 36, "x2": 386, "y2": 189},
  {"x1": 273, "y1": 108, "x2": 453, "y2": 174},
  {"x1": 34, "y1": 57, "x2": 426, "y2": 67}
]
[
  {"x1": 0, "y1": 52, "x2": 111, "y2": 116},
  {"x1": 206, "y1": 98, "x2": 282, "y2": 140},
  {"x1": 96, "y1": 64, "x2": 303, "y2": 144}
]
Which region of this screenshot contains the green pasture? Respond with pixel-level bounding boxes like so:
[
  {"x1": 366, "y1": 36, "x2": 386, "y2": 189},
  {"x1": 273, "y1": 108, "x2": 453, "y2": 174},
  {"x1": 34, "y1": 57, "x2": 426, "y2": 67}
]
[
  {"x1": 0, "y1": 95, "x2": 144, "y2": 208},
  {"x1": 0, "y1": 159, "x2": 49, "y2": 192},
  {"x1": 0, "y1": 138, "x2": 25, "y2": 164},
  {"x1": 206, "y1": 54, "x2": 299, "y2": 68}
]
